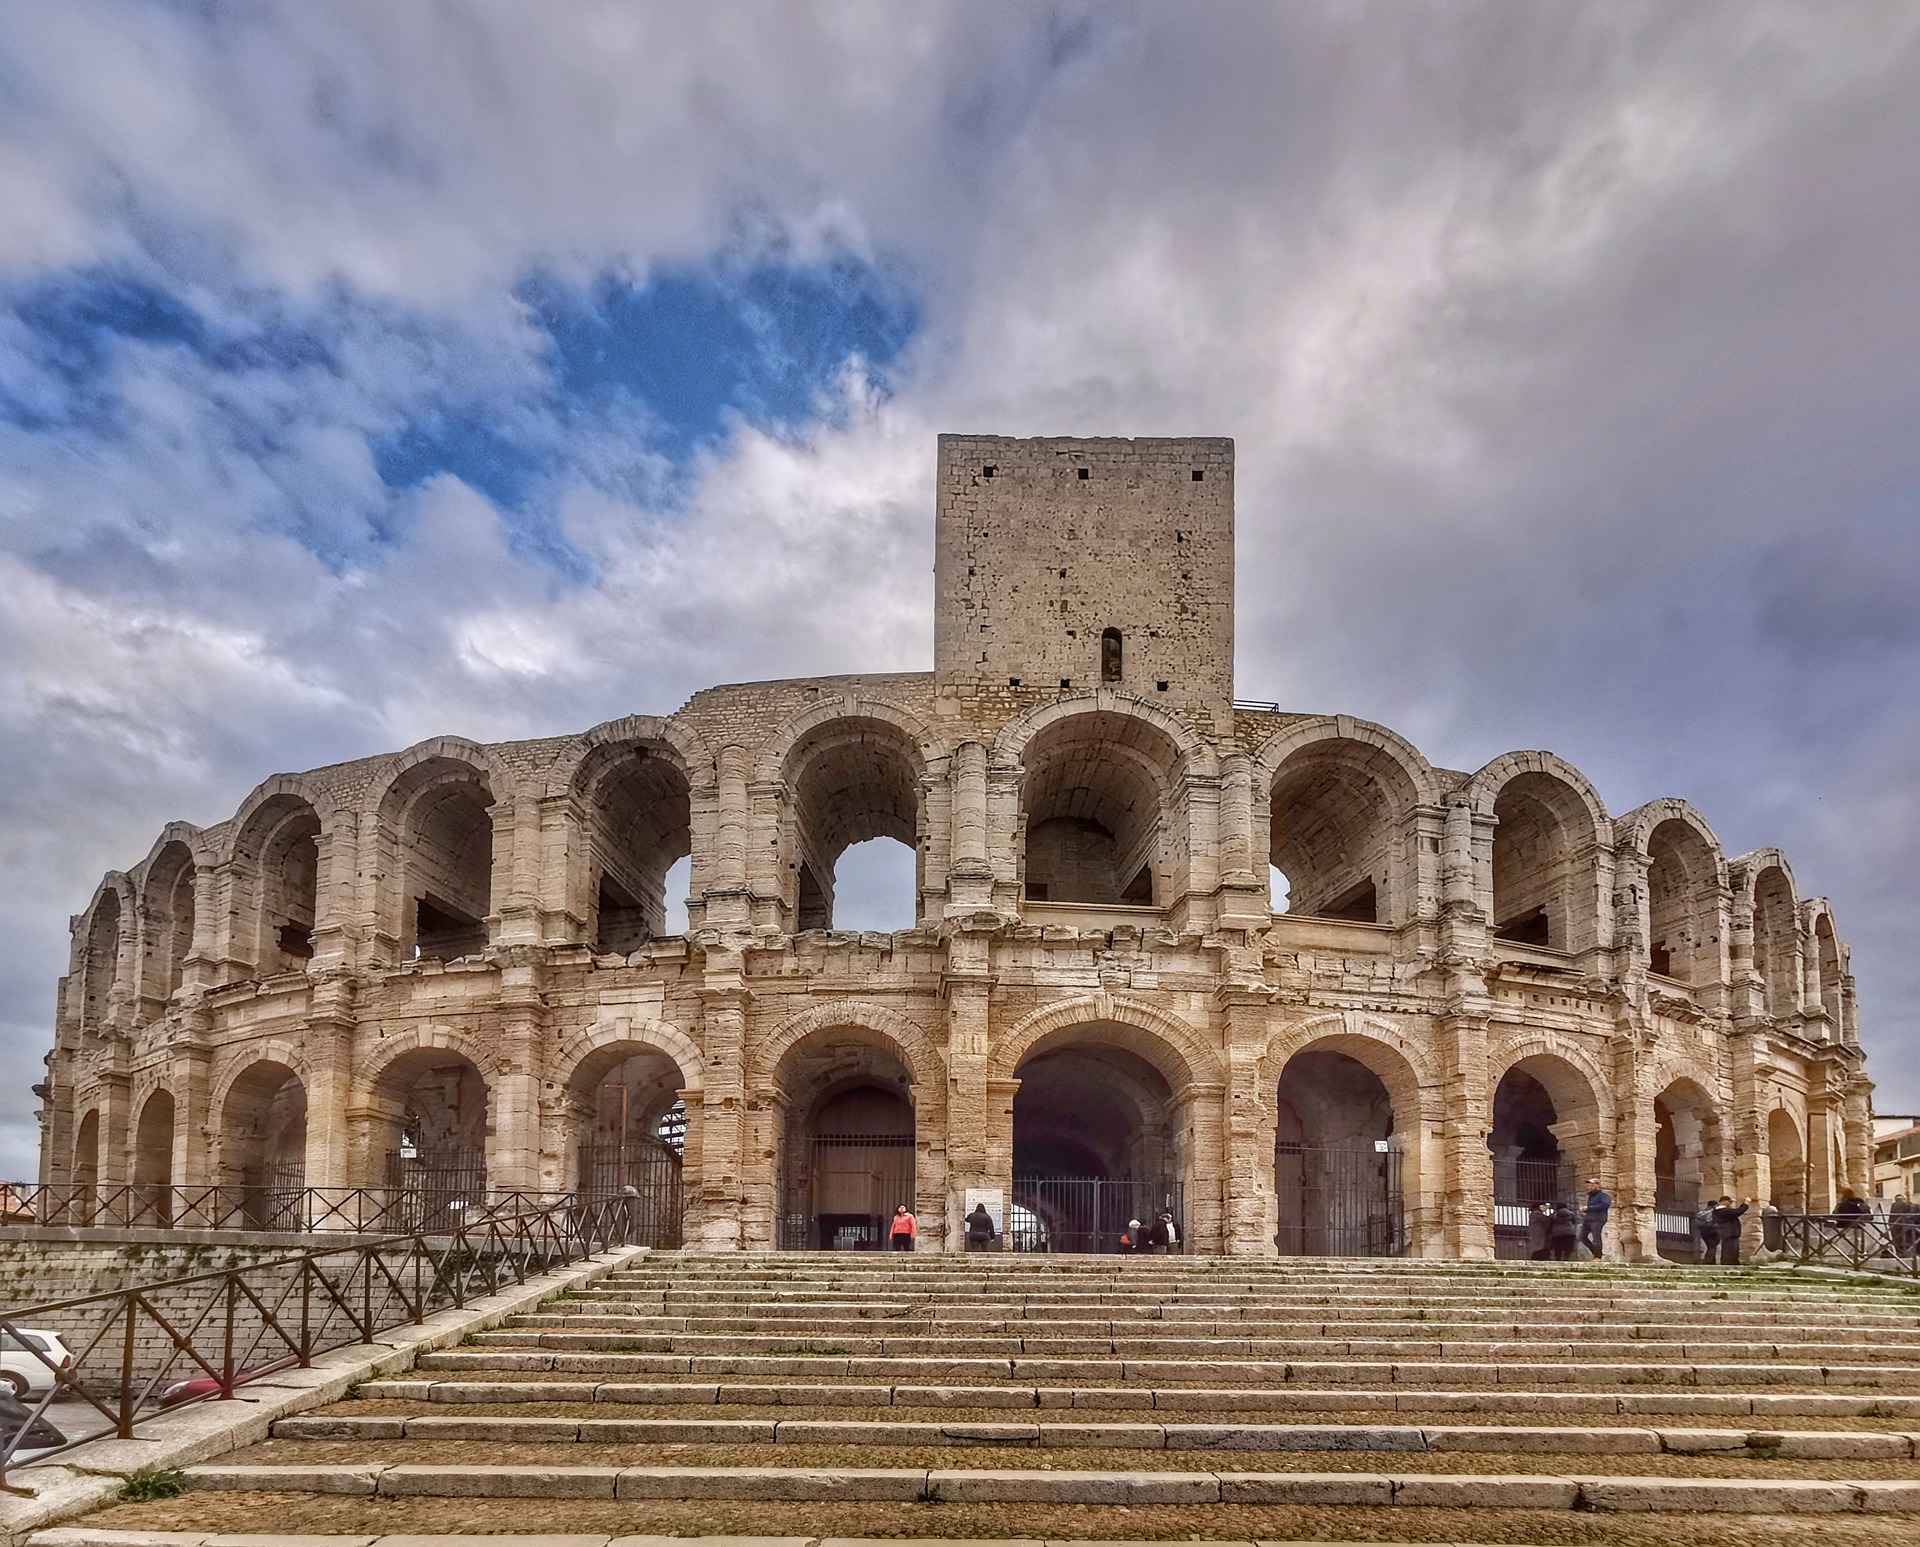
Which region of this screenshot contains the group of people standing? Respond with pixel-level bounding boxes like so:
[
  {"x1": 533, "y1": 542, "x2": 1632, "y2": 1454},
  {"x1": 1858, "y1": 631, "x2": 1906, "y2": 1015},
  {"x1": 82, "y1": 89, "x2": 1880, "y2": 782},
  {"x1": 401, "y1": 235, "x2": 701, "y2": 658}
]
[{"x1": 1527, "y1": 1179, "x2": 1614, "y2": 1260}]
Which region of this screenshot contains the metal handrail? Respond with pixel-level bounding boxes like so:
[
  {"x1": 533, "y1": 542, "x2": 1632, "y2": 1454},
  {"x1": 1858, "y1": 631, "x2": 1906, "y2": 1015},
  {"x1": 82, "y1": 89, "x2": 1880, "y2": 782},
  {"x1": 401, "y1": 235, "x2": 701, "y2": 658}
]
[
  {"x1": 1775, "y1": 1210, "x2": 1920, "y2": 1277},
  {"x1": 0, "y1": 1182, "x2": 588, "y2": 1235},
  {"x1": 0, "y1": 1193, "x2": 639, "y2": 1486}
]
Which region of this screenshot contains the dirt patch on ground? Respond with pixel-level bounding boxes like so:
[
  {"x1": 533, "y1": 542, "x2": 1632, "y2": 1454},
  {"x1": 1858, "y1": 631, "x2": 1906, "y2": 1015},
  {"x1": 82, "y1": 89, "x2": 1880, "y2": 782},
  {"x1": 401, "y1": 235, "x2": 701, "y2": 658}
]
[{"x1": 81, "y1": 1489, "x2": 1920, "y2": 1546}]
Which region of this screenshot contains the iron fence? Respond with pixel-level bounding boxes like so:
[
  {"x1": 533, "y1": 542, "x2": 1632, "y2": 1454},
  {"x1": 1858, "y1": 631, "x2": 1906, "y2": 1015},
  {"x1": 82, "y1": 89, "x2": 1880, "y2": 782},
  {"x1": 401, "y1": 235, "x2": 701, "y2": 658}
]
[
  {"x1": 779, "y1": 1134, "x2": 916, "y2": 1250},
  {"x1": 1776, "y1": 1211, "x2": 1920, "y2": 1276},
  {"x1": 1654, "y1": 1176, "x2": 1703, "y2": 1262},
  {"x1": 0, "y1": 1181, "x2": 600, "y2": 1236},
  {"x1": 1274, "y1": 1143, "x2": 1405, "y2": 1257},
  {"x1": 1492, "y1": 1158, "x2": 1579, "y2": 1259},
  {"x1": 1009, "y1": 1177, "x2": 1184, "y2": 1254},
  {"x1": 576, "y1": 1137, "x2": 685, "y2": 1248},
  {"x1": 0, "y1": 1193, "x2": 638, "y2": 1486}
]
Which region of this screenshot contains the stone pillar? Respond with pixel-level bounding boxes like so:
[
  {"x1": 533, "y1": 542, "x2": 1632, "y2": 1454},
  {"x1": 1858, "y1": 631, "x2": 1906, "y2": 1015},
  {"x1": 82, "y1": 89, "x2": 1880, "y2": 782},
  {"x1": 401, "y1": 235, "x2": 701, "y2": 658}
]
[
  {"x1": 493, "y1": 795, "x2": 544, "y2": 948},
  {"x1": 1609, "y1": 1020, "x2": 1657, "y2": 1262},
  {"x1": 489, "y1": 949, "x2": 547, "y2": 1194},
  {"x1": 942, "y1": 929, "x2": 994, "y2": 1250},
  {"x1": 1220, "y1": 986, "x2": 1276, "y2": 1256},
  {"x1": 1437, "y1": 799, "x2": 1495, "y2": 1258},
  {"x1": 1845, "y1": 1072, "x2": 1873, "y2": 1197},
  {"x1": 696, "y1": 976, "x2": 750, "y2": 1248},
  {"x1": 1180, "y1": 1081, "x2": 1227, "y2": 1251},
  {"x1": 171, "y1": 1011, "x2": 215, "y2": 1189},
  {"x1": 705, "y1": 748, "x2": 752, "y2": 933},
  {"x1": 946, "y1": 741, "x2": 993, "y2": 915},
  {"x1": 302, "y1": 969, "x2": 358, "y2": 1190}
]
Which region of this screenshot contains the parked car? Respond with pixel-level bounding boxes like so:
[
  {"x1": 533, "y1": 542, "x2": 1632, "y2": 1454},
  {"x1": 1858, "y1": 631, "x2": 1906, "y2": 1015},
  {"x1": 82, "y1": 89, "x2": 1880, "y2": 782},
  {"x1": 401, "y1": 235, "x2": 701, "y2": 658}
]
[{"x1": 0, "y1": 1329, "x2": 72, "y2": 1398}]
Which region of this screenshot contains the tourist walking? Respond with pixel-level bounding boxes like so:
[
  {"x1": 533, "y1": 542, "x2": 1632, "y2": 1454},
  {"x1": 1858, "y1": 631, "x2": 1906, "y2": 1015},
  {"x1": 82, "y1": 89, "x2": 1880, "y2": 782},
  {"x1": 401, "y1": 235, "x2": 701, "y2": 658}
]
[
  {"x1": 1706, "y1": 1197, "x2": 1749, "y2": 1264},
  {"x1": 888, "y1": 1204, "x2": 917, "y2": 1251},
  {"x1": 964, "y1": 1202, "x2": 998, "y2": 1252},
  {"x1": 1149, "y1": 1210, "x2": 1181, "y2": 1253},
  {"x1": 1547, "y1": 1201, "x2": 1580, "y2": 1261},
  {"x1": 1579, "y1": 1178, "x2": 1611, "y2": 1259}
]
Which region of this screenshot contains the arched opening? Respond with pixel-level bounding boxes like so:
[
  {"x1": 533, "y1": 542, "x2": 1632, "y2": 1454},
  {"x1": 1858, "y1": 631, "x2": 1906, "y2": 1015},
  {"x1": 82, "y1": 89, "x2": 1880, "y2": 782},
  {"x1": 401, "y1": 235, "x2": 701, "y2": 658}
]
[
  {"x1": 1751, "y1": 866, "x2": 1798, "y2": 1020},
  {"x1": 1644, "y1": 819, "x2": 1718, "y2": 984},
  {"x1": 133, "y1": 1089, "x2": 175, "y2": 1224},
  {"x1": 1021, "y1": 712, "x2": 1179, "y2": 907},
  {"x1": 1814, "y1": 915, "x2": 1842, "y2": 1035},
  {"x1": 1100, "y1": 627, "x2": 1123, "y2": 684},
  {"x1": 775, "y1": 1029, "x2": 916, "y2": 1250},
  {"x1": 1011, "y1": 1029, "x2": 1185, "y2": 1253},
  {"x1": 1654, "y1": 1079, "x2": 1722, "y2": 1259},
  {"x1": 218, "y1": 1062, "x2": 307, "y2": 1228},
  {"x1": 82, "y1": 893, "x2": 121, "y2": 1035},
  {"x1": 388, "y1": 761, "x2": 494, "y2": 962},
  {"x1": 1268, "y1": 742, "x2": 1413, "y2": 925},
  {"x1": 71, "y1": 1108, "x2": 100, "y2": 1214},
  {"x1": 235, "y1": 796, "x2": 322, "y2": 976},
  {"x1": 369, "y1": 1050, "x2": 489, "y2": 1221},
  {"x1": 580, "y1": 746, "x2": 693, "y2": 954},
  {"x1": 786, "y1": 719, "x2": 923, "y2": 931},
  {"x1": 1767, "y1": 1107, "x2": 1807, "y2": 1211},
  {"x1": 565, "y1": 1041, "x2": 687, "y2": 1247},
  {"x1": 1491, "y1": 773, "x2": 1596, "y2": 952},
  {"x1": 1274, "y1": 1049, "x2": 1404, "y2": 1256},
  {"x1": 142, "y1": 843, "x2": 197, "y2": 1005},
  {"x1": 1489, "y1": 1054, "x2": 1600, "y2": 1257}
]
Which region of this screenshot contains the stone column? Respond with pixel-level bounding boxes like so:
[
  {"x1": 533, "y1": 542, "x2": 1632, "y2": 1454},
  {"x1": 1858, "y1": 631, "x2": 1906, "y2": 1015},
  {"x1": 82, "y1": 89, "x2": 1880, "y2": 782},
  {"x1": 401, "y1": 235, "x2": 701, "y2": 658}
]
[
  {"x1": 705, "y1": 747, "x2": 753, "y2": 933},
  {"x1": 946, "y1": 741, "x2": 994, "y2": 915},
  {"x1": 1845, "y1": 1072, "x2": 1873, "y2": 1197},
  {"x1": 302, "y1": 968, "x2": 359, "y2": 1190},
  {"x1": 1180, "y1": 1080, "x2": 1228, "y2": 1252},
  {"x1": 942, "y1": 928, "x2": 994, "y2": 1250},
  {"x1": 1609, "y1": 1019, "x2": 1657, "y2": 1262},
  {"x1": 1437, "y1": 799, "x2": 1495, "y2": 1258}
]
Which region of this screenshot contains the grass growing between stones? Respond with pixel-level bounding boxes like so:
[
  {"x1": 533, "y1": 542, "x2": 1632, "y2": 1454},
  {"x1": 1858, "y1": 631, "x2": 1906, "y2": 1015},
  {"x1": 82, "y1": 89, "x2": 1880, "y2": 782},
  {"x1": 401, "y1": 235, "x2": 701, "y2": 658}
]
[{"x1": 114, "y1": 1466, "x2": 188, "y2": 1501}]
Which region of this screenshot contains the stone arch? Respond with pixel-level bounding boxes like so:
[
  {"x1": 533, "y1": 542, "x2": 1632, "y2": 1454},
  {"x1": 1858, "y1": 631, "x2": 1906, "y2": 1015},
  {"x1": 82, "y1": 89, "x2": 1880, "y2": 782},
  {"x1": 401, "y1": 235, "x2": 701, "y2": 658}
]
[
  {"x1": 358, "y1": 1026, "x2": 494, "y2": 1189},
  {"x1": 229, "y1": 788, "x2": 325, "y2": 977},
  {"x1": 133, "y1": 1086, "x2": 176, "y2": 1218},
  {"x1": 991, "y1": 690, "x2": 1220, "y2": 781},
  {"x1": 551, "y1": 1022, "x2": 697, "y2": 1222},
  {"x1": 579, "y1": 714, "x2": 719, "y2": 789},
  {"x1": 1487, "y1": 1038, "x2": 1610, "y2": 1240},
  {"x1": 1806, "y1": 901, "x2": 1843, "y2": 1035},
  {"x1": 556, "y1": 1018, "x2": 707, "y2": 1098},
  {"x1": 72, "y1": 1107, "x2": 101, "y2": 1194},
  {"x1": 991, "y1": 993, "x2": 1222, "y2": 1089},
  {"x1": 138, "y1": 832, "x2": 203, "y2": 1006},
  {"x1": 214, "y1": 1056, "x2": 309, "y2": 1204},
  {"x1": 752, "y1": 1000, "x2": 945, "y2": 1094},
  {"x1": 370, "y1": 740, "x2": 501, "y2": 962},
  {"x1": 1253, "y1": 718, "x2": 1438, "y2": 926},
  {"x1": 1736, "y1": 851, "x2": 1800, "y2": 1020},
  {"x1": 1651, "y1": 1072, "x2": 1726, "y2": 1219},
  {"x1": 572, "y1": 730, "x2": 700, "y2": 953},
  {"x1": 1619, "y1": 800, "x2": 1727, "y2": 986},
  {"x1": 760, "y1": 703, "x2": 941, "y2": 932},
  {"x1": 77, "y1": 876, "x2": 133, "y2": 1036},
  {"x1": 1766, "y1": 1104, "x2": 1808, "y2": 1210},
  {"x1": 1260, "y1": 1011, "x2": 1435, "y2": 1122},
  {"x1": 1468, "y1": 752, "x2": 1610, "y2": 955}
]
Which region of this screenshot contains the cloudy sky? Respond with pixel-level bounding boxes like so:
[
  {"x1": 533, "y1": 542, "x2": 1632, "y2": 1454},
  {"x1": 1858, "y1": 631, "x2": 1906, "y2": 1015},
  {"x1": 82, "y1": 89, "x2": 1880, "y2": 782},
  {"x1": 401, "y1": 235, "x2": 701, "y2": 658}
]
[{"x1": 3, "y1": 2, "x2": 1918, "y2": 1177}]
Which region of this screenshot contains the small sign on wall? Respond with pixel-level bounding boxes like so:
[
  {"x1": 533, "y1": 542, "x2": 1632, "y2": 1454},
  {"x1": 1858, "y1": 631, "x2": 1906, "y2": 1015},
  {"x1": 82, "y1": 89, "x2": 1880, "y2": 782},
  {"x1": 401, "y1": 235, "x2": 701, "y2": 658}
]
[{"x1": 964, "y1": 1189, "x2": 1004, "y2": 1233}]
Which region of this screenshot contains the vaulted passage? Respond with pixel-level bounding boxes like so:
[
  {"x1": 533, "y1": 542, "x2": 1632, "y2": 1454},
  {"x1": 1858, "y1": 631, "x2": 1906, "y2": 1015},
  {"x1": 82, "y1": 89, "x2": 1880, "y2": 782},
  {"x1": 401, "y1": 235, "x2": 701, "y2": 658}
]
[
  {"x1": 566, "y1": 1041, "x2": 686, "y2": 1246},
  {"x1": 1769, "y1": 1107, "x2": 1807, "y2": 1211},
  {"x1": 1021, "y1": 712, "x2": 1180, "y2": 907},
  {"x1": 1654, "y1": 1078, "x2": 1722, "y2": 1259},
  {"x1": 237, "y1": 796, "x2": 322, "y2": 976},
  {"x1": 1751, "y1": 866, "x2": 1799, "y2": 1019},
  {"x1": 581, "y1": 747, "x2": 693, "y2": 954},
  {"x1": 777, "y1": 1031, "x2": 916, "y2": 1250},
  {"x1": 367, "y1": 1050, "x2": 489, "y2": 1227},
  {"x1": 1274, "y1": 1050, "x2": 1403, "y2": 1256},
  {"x1": 384, "y1": 760, "x2": 494, "y2": 963},
  {"x1": 82, "y1": 892, "x2": 120, "y2": 1035},
  {"x1": 1267, "y1": 740, "x2": 1412, "y2": 924},
  {"x1": 1488, "y1": 1054, "x2": 1600, "y2": 1257},
  {"x1": 218, "y1": 1062, "x2": 307, "y2": 1228},
  {"x1": 1644, "y1": 819, "x2": 1718, "y2": 983},
  {"x1": 1491, "y1": 773, "x2": 1595, "y2": 951},
  {"x1": 1011, "y1": 1034, "x2": 1184, "y2": 1253},
  {"x1": 142, "y1": 842, "x2": 197, "y2": 1002},
  {"x1": 133, "y1": 1089, "x2": 175, "y2": 1221}
]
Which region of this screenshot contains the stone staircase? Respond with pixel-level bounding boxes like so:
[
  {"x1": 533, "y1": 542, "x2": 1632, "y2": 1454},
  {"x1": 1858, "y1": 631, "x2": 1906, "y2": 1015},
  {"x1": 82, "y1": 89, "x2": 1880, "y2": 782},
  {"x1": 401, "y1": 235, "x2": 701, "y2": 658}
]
[{"x1": 80, "y1": 1253, "x2": 1920, "y2": 1539}]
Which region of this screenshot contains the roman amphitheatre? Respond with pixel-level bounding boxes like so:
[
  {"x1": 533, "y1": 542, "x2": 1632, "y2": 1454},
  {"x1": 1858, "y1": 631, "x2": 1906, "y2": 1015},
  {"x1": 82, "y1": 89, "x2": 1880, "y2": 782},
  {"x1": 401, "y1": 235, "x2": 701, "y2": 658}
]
[{"x1": 38, "y1": 433, "x2": 1870, "y2": 1260}]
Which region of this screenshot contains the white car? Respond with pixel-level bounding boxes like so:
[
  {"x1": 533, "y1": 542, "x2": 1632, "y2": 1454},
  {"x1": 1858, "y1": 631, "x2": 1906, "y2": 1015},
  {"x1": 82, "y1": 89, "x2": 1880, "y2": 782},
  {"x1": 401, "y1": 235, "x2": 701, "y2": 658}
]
[{"x1": 1, "y1": 1329, "x2": 73, "y2": 1398}]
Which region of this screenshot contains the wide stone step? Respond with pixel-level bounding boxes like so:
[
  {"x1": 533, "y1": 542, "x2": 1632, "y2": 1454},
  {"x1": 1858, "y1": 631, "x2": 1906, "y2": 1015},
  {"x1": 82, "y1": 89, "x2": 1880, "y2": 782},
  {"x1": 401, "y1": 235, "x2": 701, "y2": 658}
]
[
  {"x1": 269, "y1": 1412, "x2": 1920, "y2": 1457},
  {"x1": 361, "y1": 1373, "x2": 1920, "y2": 1417},
  {"x1": 175, "y1": 1462, "x2": 1920, "y2": 1512}
]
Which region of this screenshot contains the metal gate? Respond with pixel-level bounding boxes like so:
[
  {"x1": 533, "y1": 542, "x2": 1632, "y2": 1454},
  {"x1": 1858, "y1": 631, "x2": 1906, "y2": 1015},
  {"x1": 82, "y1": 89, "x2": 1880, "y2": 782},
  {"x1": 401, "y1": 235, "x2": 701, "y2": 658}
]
[
  {"x1": 239, "y1": 1160, "x2": 307, "y2": 1231},
  {"x1": 577, "y1": 1135, "x2": 685, "y2": 1247},
  {"x1": 384, "y1": 1148, "x2": 487, "y2": 1232},
  {"x1": 1009, "y1": 1177, "x2": 1184, "y2": 1254},
  {"x1": 1274, "y1": 1142, "x2": 1405, "y2": 1256},
  {"x1": 1655, "y1": 1175, "x2": 1702, "y2": 1262},
  {"x1": 780, "y1": 1133, "x2": 916, "y2": 1250},
  {"x1": 1493, "y1": 1156, "x2": 1578, "y2": 1258}
]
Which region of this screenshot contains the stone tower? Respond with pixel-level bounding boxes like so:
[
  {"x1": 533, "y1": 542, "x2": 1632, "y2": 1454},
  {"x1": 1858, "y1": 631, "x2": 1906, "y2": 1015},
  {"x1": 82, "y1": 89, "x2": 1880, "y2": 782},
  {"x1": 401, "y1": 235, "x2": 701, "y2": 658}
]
[{"x1": 932, "y1": 435, "x2": 1235, "y2": 726}]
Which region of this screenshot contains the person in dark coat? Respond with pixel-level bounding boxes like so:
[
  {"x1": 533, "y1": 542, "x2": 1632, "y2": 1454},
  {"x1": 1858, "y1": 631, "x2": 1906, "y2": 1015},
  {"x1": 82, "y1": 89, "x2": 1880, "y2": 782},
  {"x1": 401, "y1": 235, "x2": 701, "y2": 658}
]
[
  {"x1": 1579, "y1": 1179, "x2": 1612, "y2": 1259},
  {"x1": 964, "y1": 1202, "x2": 998, "y2": 1252},
  {"x1": 1707, "y1": 1197, "x2": 1749, "y2": 1264},
  {"x1": 1890, "y1": 1195, "x2": 1919, "y2": 1258},
  {"x1": 1547, "y1": 1201, "x2": 1580, "y2": 1261},
  {"x1": 1527, "y1": 1203, "x2": 1553, "y2": 1260},
  {"x1": 1149, "y1": 1211, "x2": 1181, "y2": 1253}
]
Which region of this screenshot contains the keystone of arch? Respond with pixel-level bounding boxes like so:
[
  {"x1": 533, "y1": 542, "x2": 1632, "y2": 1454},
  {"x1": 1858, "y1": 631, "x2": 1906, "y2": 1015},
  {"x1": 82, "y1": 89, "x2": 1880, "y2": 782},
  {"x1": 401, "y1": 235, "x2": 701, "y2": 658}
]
[
  {"x1": 750, "y1": 999, "x2": 947, "y2": 1094},
  {"x1": 1461, "y1": 750, "x2": 1610, "y2": 837},
  {"x1": 358, "y1": 1021, "x2": 501, "y2": 1092},
  {"x1": 1487, "y1": 1030, "x2": 1615, "y2": 1130},
  {"x1": 576, "y1": 714, "x2": 720, "y2": 794},
  {"x1": 990, "y1": 992, "x2": 1223, "y2": 1088},
  {"x1": 225, "y1": 774, "x2": 347, "y2": 863},
  {"x1": 364, "y1": 735, "x2": 512, "y2": 815},
  {"x1": 209, "y1": 1038, "x2": 313, "y2": 1116}
]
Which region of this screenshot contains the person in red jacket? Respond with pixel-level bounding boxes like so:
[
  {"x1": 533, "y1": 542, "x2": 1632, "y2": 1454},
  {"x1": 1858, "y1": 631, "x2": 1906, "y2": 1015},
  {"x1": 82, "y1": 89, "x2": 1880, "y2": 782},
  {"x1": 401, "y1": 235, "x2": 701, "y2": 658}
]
[{"x1": 888, "y1": 1204, "x2": 917, "y2": 1251}]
